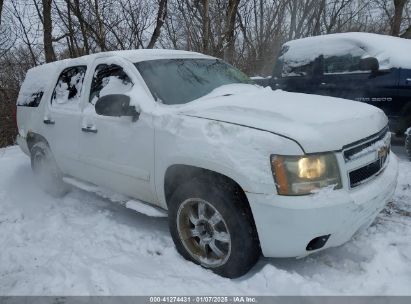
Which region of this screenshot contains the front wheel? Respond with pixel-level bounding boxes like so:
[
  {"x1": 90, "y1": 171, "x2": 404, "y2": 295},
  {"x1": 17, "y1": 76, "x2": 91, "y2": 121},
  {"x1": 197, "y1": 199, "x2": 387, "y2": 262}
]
[
  {"x1": 168, "y1": 176, "x2": 260, "y2": 278},
  {"x1": 30, "y1": 141, "x2": 69, "y2": 197}
]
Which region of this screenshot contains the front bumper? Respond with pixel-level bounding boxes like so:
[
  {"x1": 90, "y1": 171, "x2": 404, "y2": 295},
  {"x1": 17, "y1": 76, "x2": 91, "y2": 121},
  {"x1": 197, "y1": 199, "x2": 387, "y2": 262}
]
[{"x1": 247, "y1": 153, "x2": 399, "y2": 258}]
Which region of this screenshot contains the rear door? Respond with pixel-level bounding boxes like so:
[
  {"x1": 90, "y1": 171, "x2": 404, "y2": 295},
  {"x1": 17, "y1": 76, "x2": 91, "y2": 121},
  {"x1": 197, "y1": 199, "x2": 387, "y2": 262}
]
[
  {"x1": 41, "y1": 66, "x2": 87, "y2": 177},
  {"x1": 76, "y1": 58, "x2": 156, "y2": 203}
]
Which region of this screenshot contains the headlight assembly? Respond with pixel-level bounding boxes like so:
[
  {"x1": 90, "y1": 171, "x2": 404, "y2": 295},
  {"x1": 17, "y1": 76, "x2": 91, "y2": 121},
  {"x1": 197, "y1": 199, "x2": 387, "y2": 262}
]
[{"x1": 271, "y1": 153, "x2": 342, "y2": 195}]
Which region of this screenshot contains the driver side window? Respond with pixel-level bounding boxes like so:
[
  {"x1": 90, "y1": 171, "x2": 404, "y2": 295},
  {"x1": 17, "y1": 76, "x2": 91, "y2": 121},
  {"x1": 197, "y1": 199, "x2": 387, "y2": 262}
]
[
  {"x1": 89, "y1": 64, "x2": 133, "y2": 106},
  {"x1": 324, "y1": 54, "x2": 365, "y2": 74}
]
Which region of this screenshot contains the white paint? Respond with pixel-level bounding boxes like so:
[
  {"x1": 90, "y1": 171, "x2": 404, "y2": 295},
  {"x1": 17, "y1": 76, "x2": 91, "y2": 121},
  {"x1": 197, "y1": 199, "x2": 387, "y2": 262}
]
[{"x1": 16, "y1": 49, "x2": 397, "y2": 261}]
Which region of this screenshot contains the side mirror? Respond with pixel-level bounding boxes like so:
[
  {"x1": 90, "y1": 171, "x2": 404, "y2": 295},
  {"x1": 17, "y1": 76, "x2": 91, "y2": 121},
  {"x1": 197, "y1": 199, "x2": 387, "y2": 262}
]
[
  {"x1": 95, "y1": 94, "x2": 140, "y2": 122},
  {"x1": 360, "y1": 57, "x2": 379, "y2": 73}
]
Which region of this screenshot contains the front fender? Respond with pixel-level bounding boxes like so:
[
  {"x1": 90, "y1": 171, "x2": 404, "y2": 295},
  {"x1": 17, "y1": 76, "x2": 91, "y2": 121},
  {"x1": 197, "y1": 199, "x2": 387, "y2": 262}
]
[{"x1": 154, "y1": 114, "x2": 303, "y2": 208}]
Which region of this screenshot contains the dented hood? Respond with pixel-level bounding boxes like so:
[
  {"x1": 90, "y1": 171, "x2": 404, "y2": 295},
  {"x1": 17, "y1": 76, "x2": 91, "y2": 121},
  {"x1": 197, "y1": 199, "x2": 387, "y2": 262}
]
[{"x1": 180, "y1": 85, "x2": 388, "y2": 153}]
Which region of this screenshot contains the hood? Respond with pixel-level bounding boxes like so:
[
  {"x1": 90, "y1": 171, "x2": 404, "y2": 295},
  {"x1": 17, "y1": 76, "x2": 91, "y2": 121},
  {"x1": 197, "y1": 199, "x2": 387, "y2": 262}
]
[{"x1": 179, "y1": 84, "x2": 388, "y2": 153}]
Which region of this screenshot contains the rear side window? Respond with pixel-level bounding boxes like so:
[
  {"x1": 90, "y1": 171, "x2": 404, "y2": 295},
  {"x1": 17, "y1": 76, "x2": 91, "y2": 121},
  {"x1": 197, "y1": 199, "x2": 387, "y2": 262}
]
[
  {"x1": 89, "y1": 64, "x2": 133, "y2": 105},
  {"x1": 51, "y1": 66, "x2": 87, "y2": 107},
  {"x1": 17, "y1": 91, "x2": 44, "y2": 107}
]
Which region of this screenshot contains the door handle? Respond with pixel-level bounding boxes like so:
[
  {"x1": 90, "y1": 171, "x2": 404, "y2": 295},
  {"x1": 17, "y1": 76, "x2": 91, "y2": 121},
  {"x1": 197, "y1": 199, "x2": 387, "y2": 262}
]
[
  {"x1": 81, "y1": 126, "x2": 98, "y2": 133},
  {"x1": 320, "y1": 82, "x2": 336, "y2": 88},
  {"x1": 43, "y1": 118, "x2": 55, "y2": 125}
]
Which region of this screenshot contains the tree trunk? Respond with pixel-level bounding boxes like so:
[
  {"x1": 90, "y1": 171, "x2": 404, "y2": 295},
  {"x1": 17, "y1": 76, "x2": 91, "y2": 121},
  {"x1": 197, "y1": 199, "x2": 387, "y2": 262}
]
[
  {"x1": 391, "y1": 0, "x2": 407, "y2": 36},
  {"x1": 0, "y1": 0, "x2": 4, "y2": 26},
  {"x1": 223, "y1": 0, "x2": 240, "y2": 63},
  {"x1": 42, "y1": 0, "x2": 55, "y2": 62},
  {"x1": 72, "y1": 0, "x2": 90, "y2": 54},
  {"x1": 147, "y1": 0, "x2": 168, "y2": 49},
  {"x1": 66, "y1": 0, "x2": 76, "y2": 57},
  {"x1": 202, "y1": 0, "x2": 210, "y2": 53},
  {"x1": 93, "y1": 0, "x2": 106, "y2": 51}
]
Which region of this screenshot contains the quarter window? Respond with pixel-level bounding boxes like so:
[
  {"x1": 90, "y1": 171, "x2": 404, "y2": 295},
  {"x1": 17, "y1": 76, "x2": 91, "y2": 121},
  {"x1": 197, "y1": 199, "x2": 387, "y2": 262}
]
[
  {"x1": 51, "y1": 66, "x2": 87, "y2": 106},
  {"x1": 17, "y1": 91, "x2": 44, "y2": 107},
  {"x1": 89, "y1": 64, "x2": 133, "y2": 105}
]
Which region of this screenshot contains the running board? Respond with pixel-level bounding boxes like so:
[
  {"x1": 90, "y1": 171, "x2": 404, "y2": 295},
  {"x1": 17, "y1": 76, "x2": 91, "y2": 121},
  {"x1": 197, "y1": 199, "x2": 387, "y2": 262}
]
[{"x1": 62, "y1": 176, "x2": 168, "y2": 217}]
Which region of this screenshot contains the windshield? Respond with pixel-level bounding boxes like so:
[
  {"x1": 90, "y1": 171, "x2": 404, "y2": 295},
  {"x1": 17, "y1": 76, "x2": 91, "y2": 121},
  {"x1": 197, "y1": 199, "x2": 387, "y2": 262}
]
[{"x1": 135, "y1": 59, "x2": 252, "y2": 105}]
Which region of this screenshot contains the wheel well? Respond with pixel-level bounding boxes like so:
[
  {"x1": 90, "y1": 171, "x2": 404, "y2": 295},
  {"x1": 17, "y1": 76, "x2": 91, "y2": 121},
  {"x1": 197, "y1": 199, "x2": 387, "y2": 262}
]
[
  {"x1": 26, "y1": 132, "x2": 49, "y2": 152},
  {"x1": 164, "y1": 165, "x2": 250, "y2": 208},
  {"x1": 164, "y1": 164, "x2": 259, "y2": 242}
]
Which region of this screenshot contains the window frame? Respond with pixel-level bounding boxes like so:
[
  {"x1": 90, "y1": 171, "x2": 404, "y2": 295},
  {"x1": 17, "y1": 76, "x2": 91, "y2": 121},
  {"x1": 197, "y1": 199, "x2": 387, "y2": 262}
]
[{"x1": 87, "y1": 63, "x2": 134, "y2": 117}]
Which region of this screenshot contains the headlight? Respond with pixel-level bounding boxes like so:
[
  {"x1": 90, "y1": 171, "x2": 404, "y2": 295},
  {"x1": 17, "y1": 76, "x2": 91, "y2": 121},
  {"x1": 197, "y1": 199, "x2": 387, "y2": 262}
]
[{"x1": 271, "y1": 153, "x2": 342, "y2": 195}]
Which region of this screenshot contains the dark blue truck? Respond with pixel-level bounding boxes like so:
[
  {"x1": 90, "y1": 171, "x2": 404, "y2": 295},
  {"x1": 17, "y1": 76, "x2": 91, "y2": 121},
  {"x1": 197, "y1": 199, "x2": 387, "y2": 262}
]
[{"x1": 254, "y1": 33, "x2": 411, "y2": 159}]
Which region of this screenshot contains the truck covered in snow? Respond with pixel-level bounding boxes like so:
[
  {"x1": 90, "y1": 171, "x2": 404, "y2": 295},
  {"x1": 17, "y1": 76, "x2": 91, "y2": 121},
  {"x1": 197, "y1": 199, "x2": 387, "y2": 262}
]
[
  {"x1": 16, "y1": 49, "x2": 398, "y2": 278},
  {"x1": 254, "y1": 33, "x2": 411, "y2": 159}
]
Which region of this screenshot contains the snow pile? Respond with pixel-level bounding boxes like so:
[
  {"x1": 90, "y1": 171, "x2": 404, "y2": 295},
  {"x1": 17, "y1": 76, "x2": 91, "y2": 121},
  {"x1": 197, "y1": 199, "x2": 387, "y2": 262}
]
[
  {"x1": 0, "y1": 146, "x2": 411, "y2": 295},
  {"x1": 282, "y1": 32, "x2": 411, "y2": 70}
]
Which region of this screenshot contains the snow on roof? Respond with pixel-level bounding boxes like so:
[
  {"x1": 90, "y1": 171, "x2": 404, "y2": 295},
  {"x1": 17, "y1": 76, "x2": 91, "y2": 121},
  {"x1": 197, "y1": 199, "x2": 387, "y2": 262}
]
[
  {"x1": 282, "y1": 32, "x2": 411, "y2": 69},
  {"x1": 17, "y1": 49, "x2": 213, "y2": 105},
  {"x1": 53, "y1": 49, "x2": 212, "y2": 68}
]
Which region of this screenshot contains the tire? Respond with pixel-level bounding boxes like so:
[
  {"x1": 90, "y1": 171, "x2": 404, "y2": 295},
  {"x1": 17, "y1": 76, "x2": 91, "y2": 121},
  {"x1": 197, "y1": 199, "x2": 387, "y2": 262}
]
[
  {"x1": 406, "y1": 131, "x2": 411, "y2": 161},
  {"x1": 168, "y1": 176, "x2": 260, "y2": 278},
  {"x1": 30, "y1": 141, "x2": 69, "y2": 197}
]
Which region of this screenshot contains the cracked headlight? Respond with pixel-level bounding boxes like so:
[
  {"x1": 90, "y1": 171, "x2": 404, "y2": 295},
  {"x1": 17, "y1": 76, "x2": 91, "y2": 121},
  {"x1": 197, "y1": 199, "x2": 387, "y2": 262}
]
[{"x1": 271, "y1": 153, "x2": 342, "y2": 195}]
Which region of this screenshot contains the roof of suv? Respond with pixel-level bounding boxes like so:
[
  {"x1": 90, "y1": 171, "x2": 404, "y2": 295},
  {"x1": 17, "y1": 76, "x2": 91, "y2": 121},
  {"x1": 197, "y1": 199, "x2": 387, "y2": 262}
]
[
  {"x1": 282, "y1": 32, "x2": 411, "y2": 69},
  {"x1": 17, "y1": 49, "x2": 214, "y2": 106}
]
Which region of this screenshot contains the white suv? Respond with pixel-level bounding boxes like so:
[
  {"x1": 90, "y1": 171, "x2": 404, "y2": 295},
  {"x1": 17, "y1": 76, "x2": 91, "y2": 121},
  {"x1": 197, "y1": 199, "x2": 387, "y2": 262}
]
[{"x1": 16, "y1": 50, "x2": 398, "y2": 278}]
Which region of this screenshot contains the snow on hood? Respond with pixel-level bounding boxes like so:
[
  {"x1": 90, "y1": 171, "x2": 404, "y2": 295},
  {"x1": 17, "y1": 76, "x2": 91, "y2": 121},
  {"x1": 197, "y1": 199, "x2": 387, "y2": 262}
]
[
  {"x1": 282, "y1": 32, "x2": 411, "y2": 70},
  {"x1": 180, "y1": 84, "x2": 387, "y2": 153}
]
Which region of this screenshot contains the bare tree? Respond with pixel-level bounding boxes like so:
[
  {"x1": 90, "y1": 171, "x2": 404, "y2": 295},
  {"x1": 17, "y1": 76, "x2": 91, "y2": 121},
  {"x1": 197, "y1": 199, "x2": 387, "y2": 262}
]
[
  {"x1": 147, "y1": 0, "x2": 168, "y2": 48},
  {"x1": 0, "y1": 0, "x2": 4, "y2": 26},
  {"x1": 42, "y1": 0, "x2": 56, "y2": 62},
  {"x1": 202, "y1": 0, "x2": 210, "y2": 53},
  {"x1": 223, "y1": 0, "x2": 241, "y2": 63},
  {"x1": 392, "y1": 0, "x2": 408, "y2": 35}
]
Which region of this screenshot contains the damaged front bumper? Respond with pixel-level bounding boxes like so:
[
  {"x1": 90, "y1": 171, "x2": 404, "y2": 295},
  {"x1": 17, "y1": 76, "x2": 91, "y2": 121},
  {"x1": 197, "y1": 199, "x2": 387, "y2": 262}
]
[{"x1": 247, "y1": 152, "x2": 399, "y2": 258}]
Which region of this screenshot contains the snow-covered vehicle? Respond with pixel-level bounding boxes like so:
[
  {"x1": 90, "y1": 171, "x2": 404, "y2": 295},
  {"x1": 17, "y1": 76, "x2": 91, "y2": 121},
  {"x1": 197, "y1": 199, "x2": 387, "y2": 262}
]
[
  {"x1": 406, "y1": 128, "x2": 411, "y2": 160},
  {"x1": 16, "y1": 49, "x2": 398, "y2": 278},
  {"x1": 254, "y1": 33, "x2": 411, "y2": 157}
]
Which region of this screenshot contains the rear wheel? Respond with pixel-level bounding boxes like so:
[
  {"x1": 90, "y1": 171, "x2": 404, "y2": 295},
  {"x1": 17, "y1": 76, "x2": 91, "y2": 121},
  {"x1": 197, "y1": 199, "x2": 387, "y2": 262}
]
[
  {"x1": 30, "y1": 141, "x2": 69, "y2": 197},
  {"x1": 168, "y1": 176, "x2": 260, "y2": 278}
]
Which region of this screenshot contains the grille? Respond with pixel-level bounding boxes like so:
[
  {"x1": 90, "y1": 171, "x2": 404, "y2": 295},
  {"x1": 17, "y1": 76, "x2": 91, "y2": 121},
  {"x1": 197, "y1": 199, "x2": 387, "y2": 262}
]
[
  {"x1": 349, "y1": 155, "x2": 388, "y2": 188},
  {"x1": 343, "y1": 126, "x2": 389, "y2": 161},
  {"x1": 343, "y1": 126, "x2": 390, "y2": 188}
]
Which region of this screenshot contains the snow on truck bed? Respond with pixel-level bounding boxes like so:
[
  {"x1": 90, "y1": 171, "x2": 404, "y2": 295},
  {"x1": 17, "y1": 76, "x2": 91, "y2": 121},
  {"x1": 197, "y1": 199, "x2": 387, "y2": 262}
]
[
  {"x1": 1, "y1": 146, "x2": 411, "y2": 295},
  {"x1": 282, "y1": 32, "x2": 411, "y2": 70}
]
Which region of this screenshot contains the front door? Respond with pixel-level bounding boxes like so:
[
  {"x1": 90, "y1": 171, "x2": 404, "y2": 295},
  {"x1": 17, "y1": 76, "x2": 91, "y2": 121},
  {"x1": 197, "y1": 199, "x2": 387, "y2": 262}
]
[{"x1": 76, "y1": 58, "x2": 156, "y2": 204}]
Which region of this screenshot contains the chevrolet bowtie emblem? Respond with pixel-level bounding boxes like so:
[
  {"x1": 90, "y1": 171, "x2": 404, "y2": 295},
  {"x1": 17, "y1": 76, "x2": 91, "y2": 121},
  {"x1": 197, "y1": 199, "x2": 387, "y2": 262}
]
[{"x1": 378, "y1": 146, "x2": 388, "y2": 158}]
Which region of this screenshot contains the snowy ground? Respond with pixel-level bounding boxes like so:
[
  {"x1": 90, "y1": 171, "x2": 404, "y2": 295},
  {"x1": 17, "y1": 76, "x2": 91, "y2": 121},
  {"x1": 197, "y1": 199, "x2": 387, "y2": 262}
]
[{"x1": 0, "y1": 145, "x2": 410, "y2": 296}]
